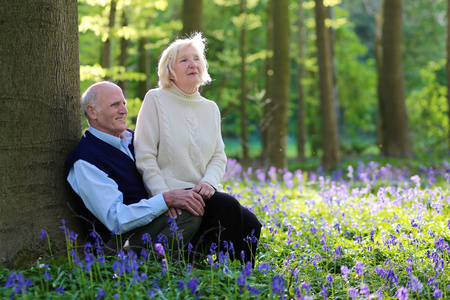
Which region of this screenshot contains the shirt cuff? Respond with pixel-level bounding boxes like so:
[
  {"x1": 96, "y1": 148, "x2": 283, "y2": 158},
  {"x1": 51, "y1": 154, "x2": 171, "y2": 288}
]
[{"x1": 151, "y1": 193, "x2": 169, "y2": 213}]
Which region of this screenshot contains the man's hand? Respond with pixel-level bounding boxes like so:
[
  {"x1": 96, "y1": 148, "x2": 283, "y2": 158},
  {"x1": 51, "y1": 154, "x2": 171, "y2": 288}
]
[
  {"x1": 165, "y1": 207, "x2": 181, "y2": 219},
  {"x1": 192, "y1": 181, "x2": 216, "y2": 200},
  {"x1": 162, "y1": 189, "x2": 205, "y2": 217}
]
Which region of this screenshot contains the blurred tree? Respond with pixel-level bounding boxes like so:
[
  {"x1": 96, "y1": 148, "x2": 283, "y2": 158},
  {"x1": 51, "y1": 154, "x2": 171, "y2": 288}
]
[
  {"x1": 447, "y1": 0, "x2": 450, "y2": 150},
  {"x1": 182, "y1": 0, "x2": 203, "y2": 36},
  {"x1": 239, "y1": 0, "x2": 250, "y2": 166},
  {"x1": 266, "y1": 0, "x2": 290, "y2": 169},
  {"x1": 101, "y1": 0, "x2": 117, "y2": 80},
  {"x1": 0, "y1": 0, "x2": 81, "y2": 268},
  {"x1": 260, "y1": 0, "x2": 274, "y2": 162},
  {"x1": 118, "y1": 8, "x2": 129, "y2": 94},
  {"x1": 378, "y1": 0, "x2": 413, "y2": 157},
  {"x1": 296, "y1": 0, "x2": 307, "y2": 162},
  {"x1": 315, "y1": 0, "x2": 340, "y2": 170}
]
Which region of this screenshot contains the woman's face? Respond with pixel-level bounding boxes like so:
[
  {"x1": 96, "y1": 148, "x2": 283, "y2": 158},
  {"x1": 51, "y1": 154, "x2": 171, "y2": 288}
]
[{"x1": 170, "y1": 45, "x2": 203, "y2": 94}]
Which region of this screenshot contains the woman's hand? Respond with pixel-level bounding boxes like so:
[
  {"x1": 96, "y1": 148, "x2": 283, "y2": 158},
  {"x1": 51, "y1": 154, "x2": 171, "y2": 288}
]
[
  {"x1": 165, "y1": 207, "x2": 182, "y2": 219},
  {"x1": 192, "y1": 181, "x2": 216, "y2": 200}
]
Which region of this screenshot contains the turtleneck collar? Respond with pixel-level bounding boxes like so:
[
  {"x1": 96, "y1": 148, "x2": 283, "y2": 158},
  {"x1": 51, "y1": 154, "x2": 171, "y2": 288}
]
[{"x1": 166, "y1": 84, "x2": 201, "y2": 100}]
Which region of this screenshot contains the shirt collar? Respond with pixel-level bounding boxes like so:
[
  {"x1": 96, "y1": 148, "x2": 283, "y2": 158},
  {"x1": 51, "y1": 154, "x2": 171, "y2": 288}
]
[{"x1": 88, "y1": 127, "x2": 132, "y2": 151}]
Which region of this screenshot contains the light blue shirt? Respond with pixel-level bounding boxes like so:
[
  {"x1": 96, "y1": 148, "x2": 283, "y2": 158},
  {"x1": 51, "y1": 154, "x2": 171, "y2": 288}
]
[{"x1": 67, "y1": 127, "x2": 168, "y2": 234}]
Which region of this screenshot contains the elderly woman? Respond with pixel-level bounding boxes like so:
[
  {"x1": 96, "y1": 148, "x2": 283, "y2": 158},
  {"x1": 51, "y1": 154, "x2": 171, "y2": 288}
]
[{"x1": 134, "y1": 33, "x2": 261, "y2": 265}]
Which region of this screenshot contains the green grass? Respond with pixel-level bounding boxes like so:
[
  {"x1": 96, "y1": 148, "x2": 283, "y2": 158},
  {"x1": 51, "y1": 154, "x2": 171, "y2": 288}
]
[{"x1": 1, "y1": 159, "x2": 450, "y2": 299}]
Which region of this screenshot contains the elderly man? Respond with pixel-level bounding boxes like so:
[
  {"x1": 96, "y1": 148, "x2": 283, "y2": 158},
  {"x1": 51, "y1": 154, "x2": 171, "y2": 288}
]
[{"x1": 65, "y1": 81, "x2": 204, "y2": 250}]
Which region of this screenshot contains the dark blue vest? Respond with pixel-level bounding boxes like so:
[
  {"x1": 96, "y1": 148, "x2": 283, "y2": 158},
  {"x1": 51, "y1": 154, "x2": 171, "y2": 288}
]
[{"x1": 65, "y1": 129, "x2": 149, "y2": 243}]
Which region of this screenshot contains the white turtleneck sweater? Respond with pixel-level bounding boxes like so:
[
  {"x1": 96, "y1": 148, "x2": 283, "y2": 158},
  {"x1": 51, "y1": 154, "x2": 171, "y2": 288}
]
[{"x1": 134, "y1": 85, "x2": 227, "y2": 196}]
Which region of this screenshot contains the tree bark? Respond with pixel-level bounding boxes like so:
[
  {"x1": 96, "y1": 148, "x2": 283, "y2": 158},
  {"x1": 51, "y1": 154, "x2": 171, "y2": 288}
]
[
  {"x1": 101, "y1": 0, "x2": 117, "y2": 80},
  {"x1": 379, "y1": 0, "x2": 413, "y2": 157},
  {"x1": 297, "y1": 0, "x2": 307, "y2": 162},
  {"x1": 182, "y1": 0, "x2": 203, "y2": 36},
  {"x1": 239, "y1": 0, "x2": 249, "y2": 166},
  {"x1": 260, "y1": 0, "x2": 274, "y2": 164},
  {"x1": 315, "y1": 0, "x2": 340, "y2": 170},
  {"x1": 118, "y1": 9, "x2": 128, "y2": 95},
  {"x1": 266, "y1": 0, "x2": 290, "y2": 169},
  {"x1": 0, "y1": 0, "x2": 81, "y2": 268},
  {"x1": 447, "y1": 0, "x2": 450, "y2": 150},
  {"x1": 138, "y1": 36, "x2": 151, "y2": 100}
]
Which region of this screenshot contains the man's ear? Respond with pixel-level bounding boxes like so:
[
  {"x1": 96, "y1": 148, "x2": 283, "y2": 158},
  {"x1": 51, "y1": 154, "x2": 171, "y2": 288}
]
[{"x1": 86, "y1": 105, "x2": 97, "y2": 120}]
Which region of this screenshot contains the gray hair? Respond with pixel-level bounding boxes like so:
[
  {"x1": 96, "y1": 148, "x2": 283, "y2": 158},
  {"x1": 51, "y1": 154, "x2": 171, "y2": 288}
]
[
  {"x1": 158, "y1": 32, "x2": 212, "y2": 89},
  {"x1": 80, "y1": 81, "x2": 115, "y2": 119}
]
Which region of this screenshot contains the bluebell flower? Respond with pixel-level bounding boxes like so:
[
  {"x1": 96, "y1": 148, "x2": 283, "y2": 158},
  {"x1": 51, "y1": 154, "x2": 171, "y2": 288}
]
[
  {"x1": 40, "y1": 229, "x2": 47, "y2": 239},
  {"x1": 341, "y1": 265, "x2": 350, "y2": 278},
  {"x1": 187, "y1": 277, "x2": 198, "y2": 294},
  {"x1": 326, "y1": 274, "x2": 333, "y2": 287},
  {"x1": 348, "y1": 287, "x2": 359, "y2": 300},
  {"x1": 247, "y1": 285, "x2": 259, "y2": 295},
  {"x1": 271, "y1": 275, "x2": 285, "y2": 296},
  {"x1": 237, "y1": 275, "x2": 246, "y2": 286},
  {"x1": 97, "y1": 289, "x2": 105, "y2": 299},
  {"x1": 355, "y1": 261, "x2": 364, "y2": 275},
  {"x1": 154, "y1": 243, "x2": 165, "y2": 256},
  {"x1": 433, "y1": 286, "x2": 442, "y2": 299},
  {"x1": 410, "y1": 275, "x2": 423, "y2": 293},
  {"x1": 257, "y1": 262, "x2": 271, "y2": 275},
  {"x1": 319, "y1": 284, "x2": 328, "y2": 299},
  {"x1": 44, "y1": 270, "x2": 52, "y2": 281},
  {"x1": 360, "y1": 283, "x2": 370, "y2": 298},
  {"x1": 395, "y1": 287, "x2": 408, "y2": 300},
  {"x1": 177, "y1": 280, "x2": 185, "y2": 291}
]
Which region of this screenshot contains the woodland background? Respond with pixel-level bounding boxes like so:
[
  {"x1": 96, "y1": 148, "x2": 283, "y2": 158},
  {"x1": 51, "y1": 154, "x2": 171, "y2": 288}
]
[
  {"x1": 79, "y1": 0, "x2": 449, "y2": 170},
  {"x1": 1, "y1": 0, "x2": 449, "y2": 268}
]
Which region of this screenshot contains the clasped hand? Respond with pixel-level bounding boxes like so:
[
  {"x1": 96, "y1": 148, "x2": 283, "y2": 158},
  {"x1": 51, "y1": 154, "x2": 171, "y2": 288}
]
[{"x1": 163, "y1": 182, "x2": 215, "y2": 219}]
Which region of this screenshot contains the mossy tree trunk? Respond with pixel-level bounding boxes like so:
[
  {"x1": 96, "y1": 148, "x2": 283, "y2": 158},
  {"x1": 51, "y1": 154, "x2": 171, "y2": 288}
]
[
  {"x1": 266, "y1": 0, "x2": 290, "y2": 169},
  {"x1": 0, "y1": 0, "x2": 81, "y2": 268},
  {"x1": 378, "y1": 0, "x2": 413, "y2": 157},
  {"x1": 315, "y1": 0, "x2": 340, "y2": 170}
]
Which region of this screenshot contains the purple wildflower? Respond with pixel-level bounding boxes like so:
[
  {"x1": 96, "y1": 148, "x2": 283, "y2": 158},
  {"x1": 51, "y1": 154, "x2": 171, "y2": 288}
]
[
  {"x1": 187, "y1": 277, "x2": 199, "y2": 294},
  {"x1": 154, "y1": 243, "x2": 165, "y2": 256},
  {"x1": 348, "y1": 287, "x2": 359, "y2": 300},
  {"x1": 40, "y1": 229, "x2": 47, "y2": 239},
  {"x1": 433, "y1": 286, "x2": 442, "y2": 299},
  {"x1": 271, "y1": 275, "x2": 285, "y2": 296},
  {"x1": 395, "y1": 287, "x2": 408, "y2": 300},
  {"x1": 177, "y1": 280, "x2": 185, "y2": 291},
  {"x1": 237, "y1": 275, "x2": 246, "y2": 286},
  {"x1": 97, "y1": 289, "x2": 105, "y2": 299},
  {"x1": 341, "y1": 265, "x2": 350, "y2": 278},
  {"x1": 301, "y1": 281, "x2": 311, "y2": 293},
  {"x1": 355, "y1": 261, "x2": 364, "y2": 276},
  {"x1": 410, "y1": 275, "x2": 423, "y2": 293}
]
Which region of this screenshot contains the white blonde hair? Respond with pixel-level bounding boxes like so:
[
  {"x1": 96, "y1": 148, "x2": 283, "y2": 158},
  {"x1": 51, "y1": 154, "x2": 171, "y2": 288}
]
[{"x1": 158, "y1": 32, "x2": 212, "y2": 89}]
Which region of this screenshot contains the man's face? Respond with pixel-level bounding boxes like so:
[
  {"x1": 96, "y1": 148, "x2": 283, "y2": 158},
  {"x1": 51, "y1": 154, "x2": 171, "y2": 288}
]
[{"x1": 88, "y1": 84, "x2": 128, "y2": 137}]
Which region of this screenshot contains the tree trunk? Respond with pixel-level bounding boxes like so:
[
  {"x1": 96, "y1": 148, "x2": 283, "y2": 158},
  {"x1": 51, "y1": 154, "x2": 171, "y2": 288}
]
[
  {"x1": 239, "y1": 0, "x2": 249, "y2": 166},
  {"x1": 379, "y1": 0, "x2": 413, "y2": 157},
  {"x1": 0, "y1": 0, "x2": 81, "y2": 268},
  {"x1": 138, "y1": 36, "x2": 151, "y2": 100},
  {"x1": 266, "y1": 0, "x2": 290, "y2": 169},
  {"x1": 118, "y1": 9, "x2": 128, "y2": 95},
  {"x1": 260, "y1": 0, "x2": 274, "y2": 164},
  {"x1": 182, "y1": 0, "x2": 203, "y2": 36},
  {"x1": 447, "y1": 0, "x2": 450, "y2": 150},
  {"x1": 101, "y1": 0, "x2": 117, "y2": 80},
  {"x1": 374, "y1": 0, "x2": 384, "y2": 152},
  {"x1": 297, "y1": 0, "x2": 307, "y2": 162},
  {"x1": 315, "y1": 0, "x2": 340, "y2": 170}
]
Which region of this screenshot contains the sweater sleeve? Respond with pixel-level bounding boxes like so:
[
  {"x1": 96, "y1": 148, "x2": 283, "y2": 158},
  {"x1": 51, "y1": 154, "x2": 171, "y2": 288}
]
[
  {"x1": 134, "y1": 92, "x2": 170, "y2": 195},
  {"x1": 201, "y1": 103, "x2": 227, "y2": 190}
]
